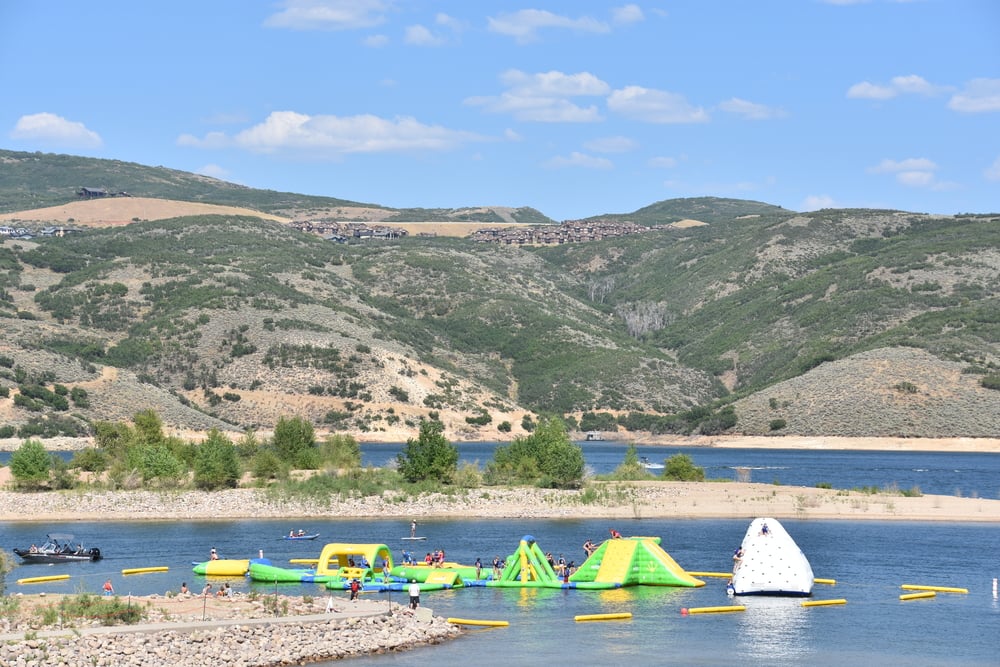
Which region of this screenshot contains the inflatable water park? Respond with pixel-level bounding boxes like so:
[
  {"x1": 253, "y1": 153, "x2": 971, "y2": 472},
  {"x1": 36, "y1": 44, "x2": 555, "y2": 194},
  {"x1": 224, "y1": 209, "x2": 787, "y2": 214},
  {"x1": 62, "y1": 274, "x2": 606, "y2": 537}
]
[
  {"x1": 730, "y1": 517, "x2": 815, "y2": 597},
  {"x1": 192, "y1": 518, "x2": 819, "y2": 600}
]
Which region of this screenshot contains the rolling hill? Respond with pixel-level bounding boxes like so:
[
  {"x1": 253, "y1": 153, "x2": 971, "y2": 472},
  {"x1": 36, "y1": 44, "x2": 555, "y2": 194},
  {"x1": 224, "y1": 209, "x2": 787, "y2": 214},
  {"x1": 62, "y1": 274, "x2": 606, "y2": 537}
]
[{"x1": 0, "y1": 149, "x2": 997, "y2": 441}]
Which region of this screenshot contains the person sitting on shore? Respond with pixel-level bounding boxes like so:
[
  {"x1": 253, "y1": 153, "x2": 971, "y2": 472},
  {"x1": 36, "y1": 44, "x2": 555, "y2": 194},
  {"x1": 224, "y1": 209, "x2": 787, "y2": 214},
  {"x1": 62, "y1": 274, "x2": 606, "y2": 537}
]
[{"x1": 180, "y1": 582, "x2": 189, "y2": 594}]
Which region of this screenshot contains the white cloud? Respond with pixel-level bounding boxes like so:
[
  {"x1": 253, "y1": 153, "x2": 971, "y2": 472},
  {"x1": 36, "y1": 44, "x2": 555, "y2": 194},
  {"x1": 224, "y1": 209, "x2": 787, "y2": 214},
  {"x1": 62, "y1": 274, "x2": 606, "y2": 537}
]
[
  {"x1": 405, "y1": 25, "x2": 444, "y2": 46},
  {"x1": 543, "y1": 152, "x2": 613, "y2": 169},
  {"x1": 648, "y1": 156, "x2": 678, "y2": 168},
  {"x1": 364, "y1": 34, "x2": 389, "y2": 47},
  {"x1": 488, "y1": 9, "x2": 609, "y2": 43},
  {"x1": 10, "y1": 112, "x2": 102, "y2": 148},
  {"x1": 867, "y1": 157, "x2": 938, "y2": 174},
  {"x1": 607, "y1": 86, "x2": 709, "y2": 123},
  {"x1": 263, "y1": 0, "x2": 389, "y2": 31},
  {"x1": 985, "y1": 156, "x2": 1000, "y2": 182},
  {"x1": 435, "y1": 13, "x2": 465, "y2": 32},
  {"x1": 612, "y1": 4, "x2": 644, "y2": 24},
  {"x1": 196, "y1": 164, "x2": 230, "y2": 180},
  {"x1": 801, "y1": 195, "x2": 835, "y2": 211},
  {"x1": 718, "y1": 97, "x2": 786, "y2": 120},
  {"x1": 583, "y1": 136, "x2": 636, "y2": 153},
  {"x1": 896, "y1": 171, "x2": 934, "y2": 187},
  {"x1": 178, "y1": 111, "x2": 483, "y2": 156},
  {"x1": 465, "y1": 70, "x2": 608, "y2": 122},
  {"x1": 948, "y1": 78, "x2": 1000, "y2": 113},
  {"x1": 847, "y1": 74, "x2": 945, "y2": 100},
  {"x1": 868, "y1": 157, "x2": 941, "y2": 188}
]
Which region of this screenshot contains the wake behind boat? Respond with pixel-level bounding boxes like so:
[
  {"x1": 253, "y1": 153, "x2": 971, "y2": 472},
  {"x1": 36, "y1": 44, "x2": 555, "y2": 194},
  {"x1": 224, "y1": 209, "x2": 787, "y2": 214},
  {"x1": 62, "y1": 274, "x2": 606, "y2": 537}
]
[{"x1": 13, "y1": 533, "x2": 102, "y2": 564}]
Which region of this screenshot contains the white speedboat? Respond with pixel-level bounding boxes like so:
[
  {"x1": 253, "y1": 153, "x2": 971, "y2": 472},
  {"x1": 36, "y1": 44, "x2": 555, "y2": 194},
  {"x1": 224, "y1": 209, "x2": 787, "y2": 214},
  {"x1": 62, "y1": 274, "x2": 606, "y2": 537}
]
[{"x1": 640, "y1": 456, "x2": 664, "y2": 470}]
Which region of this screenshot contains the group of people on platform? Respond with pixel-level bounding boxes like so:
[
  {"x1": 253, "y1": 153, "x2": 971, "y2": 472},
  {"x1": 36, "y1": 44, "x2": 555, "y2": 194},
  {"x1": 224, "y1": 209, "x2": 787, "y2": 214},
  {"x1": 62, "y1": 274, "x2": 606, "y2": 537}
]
[{"x1": 424, "y1": 549, "x2": 446, "y2": 567}]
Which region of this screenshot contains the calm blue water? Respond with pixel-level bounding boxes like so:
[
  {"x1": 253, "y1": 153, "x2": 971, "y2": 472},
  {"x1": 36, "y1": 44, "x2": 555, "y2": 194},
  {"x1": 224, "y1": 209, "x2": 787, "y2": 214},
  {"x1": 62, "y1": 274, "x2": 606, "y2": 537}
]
[
  {"x1": 2, "y1": 518, "x2": 998, "y2": 666},
  {"x1": 2, "y1": 447, "x2": 998, "y2": 665},
  {"x1": 363, "y1": 442, "x2": 1000, "y2": 499},
  {"x1": 5, "y1": 442, "x2": 998, "y2": 499}
]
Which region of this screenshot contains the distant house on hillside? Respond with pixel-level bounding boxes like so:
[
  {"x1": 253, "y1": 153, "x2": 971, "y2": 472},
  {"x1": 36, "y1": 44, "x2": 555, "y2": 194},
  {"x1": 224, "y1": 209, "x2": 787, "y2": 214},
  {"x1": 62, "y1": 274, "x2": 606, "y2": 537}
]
[{"x1": 77, "y1": 187, "x2": 108, "y2": 198}]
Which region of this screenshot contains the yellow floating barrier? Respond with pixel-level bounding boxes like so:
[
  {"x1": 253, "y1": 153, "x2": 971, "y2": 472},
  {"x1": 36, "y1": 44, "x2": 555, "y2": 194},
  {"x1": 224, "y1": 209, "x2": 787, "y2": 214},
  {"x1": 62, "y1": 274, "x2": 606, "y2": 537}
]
[
  {"x1": 122, "y1": 566, "x2": 169, "y2": 575},
  {"x1": 686, "y1": 571, "x2": 733, "y2": 578},
  {"x1": 17, "y1": 574, "x2": 71, "y2": 585},
  {"x1": 901, "y1": 584, "x2": 967, "y2": 594},
  {"x1": 802, "y1": 598, "x2": 847, "y2": 607},
  {"x1": 682, "y1": 605, "x2": 746, "y2": 615},
  {"x1": 575, "y1": 612, "x2": 633, "y2": 622},
  {"x1": 900, "y1": 591, "x2": 936, "y2": 601},
  {"x1": 813, "y1": 578, "x2": 837, "y2": 585},
  {"x1": 290, "y1": 558, "x2": 319, "y2": 564},
  {"x1": 447, "y1": 618, "x2": 509, "y2": 627}
]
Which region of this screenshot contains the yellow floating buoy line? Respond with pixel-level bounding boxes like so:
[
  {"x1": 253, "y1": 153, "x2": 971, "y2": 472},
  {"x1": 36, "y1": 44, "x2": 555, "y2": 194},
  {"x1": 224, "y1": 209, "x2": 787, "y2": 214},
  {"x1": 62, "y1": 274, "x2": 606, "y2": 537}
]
[
  {"x1": 900, "y1": 591, "x2": 936, "y2": 601},
  {"x1": 122, "y1": 566, "x2": 169, "y2": 575},
  {"x1": 17, "y1": 574, "x2": 71, "y2": 585},
  {"x1": 901, "y1": 584, "x2": 967, "y2": 594},
  {"x1": 813, "y1": 578, "x2": 837, "y2": 585},
  {"x1": 802, "y1": 598, "x2": 847, "y2": 607},
  {"x1": 682, "y1": 605, "x2": 746, "y2": 615},
  {"x1": 447, "y1": 618, "x2": 509, "y2": 627},
  {"x1": 575, "y1": 612, "x2": 632, "y2": 622},
  {"x1": 685, "y1": 571, "x2": 733, "y2": 578}
]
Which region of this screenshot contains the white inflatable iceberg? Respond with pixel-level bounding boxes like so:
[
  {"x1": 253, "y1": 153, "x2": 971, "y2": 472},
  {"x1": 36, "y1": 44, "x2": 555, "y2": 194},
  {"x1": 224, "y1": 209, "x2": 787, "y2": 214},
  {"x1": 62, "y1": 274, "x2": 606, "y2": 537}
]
[{"x1": 731, "y1": 517, "x2": 814, "y2": 597}]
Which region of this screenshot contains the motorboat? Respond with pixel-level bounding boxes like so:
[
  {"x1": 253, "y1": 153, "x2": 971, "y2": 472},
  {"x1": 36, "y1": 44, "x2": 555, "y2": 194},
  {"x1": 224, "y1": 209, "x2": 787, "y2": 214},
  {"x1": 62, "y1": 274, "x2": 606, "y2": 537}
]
[
  {"x1": 730, "y1": 518, "x2": 813, "y2": 596},
  {"x1": 13, "y1": 533, "x2": 102, "y2": 564},
  {"x1": 283, "y1": 532, "x2": 320, "y2": 540},
  {"x1": 640, "y1": 456, "x2": 664, "y2": 470}
]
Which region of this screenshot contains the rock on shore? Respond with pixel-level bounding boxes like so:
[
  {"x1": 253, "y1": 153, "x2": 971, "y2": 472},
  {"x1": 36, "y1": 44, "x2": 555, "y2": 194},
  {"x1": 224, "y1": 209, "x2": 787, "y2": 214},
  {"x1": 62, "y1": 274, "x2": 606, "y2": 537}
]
[{"x1": 0, "y1": 606, "x2": 460, "y2": 667}]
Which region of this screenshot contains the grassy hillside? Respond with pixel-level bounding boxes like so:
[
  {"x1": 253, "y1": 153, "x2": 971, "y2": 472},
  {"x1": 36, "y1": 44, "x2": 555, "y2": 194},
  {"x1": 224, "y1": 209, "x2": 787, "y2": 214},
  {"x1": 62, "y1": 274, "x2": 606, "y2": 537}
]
[{"x1": 0, "y1": 151, "x2": 997, "y2": 440}]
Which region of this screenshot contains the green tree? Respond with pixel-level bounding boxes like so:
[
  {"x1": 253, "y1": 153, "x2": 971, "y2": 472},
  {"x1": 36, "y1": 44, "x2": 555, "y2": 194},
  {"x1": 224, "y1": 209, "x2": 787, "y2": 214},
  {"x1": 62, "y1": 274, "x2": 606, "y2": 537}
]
[
  {"x1": 272, "y1": 415, "x2": 317, "y2": 468},
  {"x1": 610, "y1": 444, "x2": 647, "y2": 480},
  {"x1": 132, "y1": 409, "x2": 165, "y2": 445},
  {"x1": 193, "y1": 429, "x2": 241, "y2": 490},
  {"x1": 320, "y1": 433, "x2": 361, "y2": 469},
  {"x1": 9, "y1": 439, "x2": 51, "y2": 489},
  {"x1": 397, "y1": 420, "x2": 458, "y2": 483},
  {"x1": 487, "y1": 417, "x2": 584, "y2": 488},
  {"x1": 127, "y1": 444, "x2": 184, "y2": 486},
  {"x1": 662, "y1": 453, "x2": 705, "y2": 481},
  {"x1": 94, "y1": 420, "x2": 136, "y2": 461}
]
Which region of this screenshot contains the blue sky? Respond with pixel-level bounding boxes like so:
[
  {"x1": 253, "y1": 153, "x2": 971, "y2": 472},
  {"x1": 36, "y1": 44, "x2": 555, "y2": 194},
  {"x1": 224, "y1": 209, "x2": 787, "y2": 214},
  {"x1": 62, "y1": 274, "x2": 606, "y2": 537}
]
[{"x1": 3, "y1": 1, "x2": 998, "y2": 220}]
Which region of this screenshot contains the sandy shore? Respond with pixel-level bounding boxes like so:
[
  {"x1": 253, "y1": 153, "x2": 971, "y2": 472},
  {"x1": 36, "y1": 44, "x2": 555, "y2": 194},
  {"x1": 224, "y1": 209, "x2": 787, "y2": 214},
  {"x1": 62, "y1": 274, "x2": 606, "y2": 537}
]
[
  {"x1": 0, "y1": 436, "x2": 996, "y2": 524},
  {"x1": 1, "y1": 481, "x2": 996, "y2": 524}
]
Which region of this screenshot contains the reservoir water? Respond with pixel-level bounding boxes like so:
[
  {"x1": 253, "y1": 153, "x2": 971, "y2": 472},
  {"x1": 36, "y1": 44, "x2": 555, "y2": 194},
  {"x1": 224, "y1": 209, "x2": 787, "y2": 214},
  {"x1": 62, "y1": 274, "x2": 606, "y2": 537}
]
[{"x1": 2, "y1": 447, "x2": 997, "y2": 665}]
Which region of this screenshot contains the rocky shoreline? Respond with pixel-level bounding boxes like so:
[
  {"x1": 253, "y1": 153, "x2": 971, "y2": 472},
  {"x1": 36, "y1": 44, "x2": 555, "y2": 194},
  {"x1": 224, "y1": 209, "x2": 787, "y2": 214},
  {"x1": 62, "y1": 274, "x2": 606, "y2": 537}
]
[{"x1": 0, "y1": 596, "x2": 461, "y2": 667}]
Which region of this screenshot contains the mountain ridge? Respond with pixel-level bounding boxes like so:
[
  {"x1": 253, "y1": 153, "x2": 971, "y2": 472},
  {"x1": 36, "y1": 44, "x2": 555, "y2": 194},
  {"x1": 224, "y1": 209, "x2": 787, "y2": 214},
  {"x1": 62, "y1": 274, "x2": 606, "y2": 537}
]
[{"x1": 0, "y1": 149, "x2": 997, "y2": 442}]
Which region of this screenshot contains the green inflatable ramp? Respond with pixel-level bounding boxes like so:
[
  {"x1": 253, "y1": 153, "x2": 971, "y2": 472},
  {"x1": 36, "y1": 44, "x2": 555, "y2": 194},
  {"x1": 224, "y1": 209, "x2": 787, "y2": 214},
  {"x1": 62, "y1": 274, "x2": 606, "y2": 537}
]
[{"x1": 570, "y1": 536, "x2": 704, "y2": 588}]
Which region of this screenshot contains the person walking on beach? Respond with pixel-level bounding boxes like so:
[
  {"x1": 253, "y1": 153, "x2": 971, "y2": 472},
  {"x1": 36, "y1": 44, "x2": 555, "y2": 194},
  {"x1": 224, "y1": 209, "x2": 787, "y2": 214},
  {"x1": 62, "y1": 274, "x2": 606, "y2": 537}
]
[
  {"x1": 409, "y1": 581, "x2": 420, "y2": 609},
  {"x1": 103, "y1": 579, "x2": 114, "y2": 596},
  {"x1": 349, "y1": 578, "x2": 361, "y2": 601}
]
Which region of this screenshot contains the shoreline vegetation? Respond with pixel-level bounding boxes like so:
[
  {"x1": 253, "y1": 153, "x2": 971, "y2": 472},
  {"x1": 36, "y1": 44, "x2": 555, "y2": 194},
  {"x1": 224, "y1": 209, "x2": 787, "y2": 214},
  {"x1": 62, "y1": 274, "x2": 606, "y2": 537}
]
[{"x1": 1, "y1": 435, "x2": 998, "y2": 523}]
